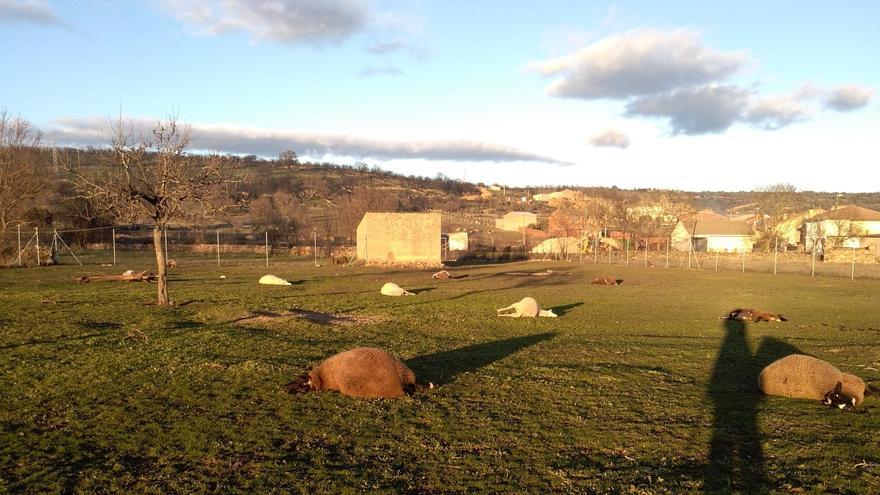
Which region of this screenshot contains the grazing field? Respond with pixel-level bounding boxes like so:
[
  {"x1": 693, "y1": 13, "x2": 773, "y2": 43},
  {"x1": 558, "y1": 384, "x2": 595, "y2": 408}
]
[{"x1": 1, "y1": 257, "x2": 879, "y2": 494}]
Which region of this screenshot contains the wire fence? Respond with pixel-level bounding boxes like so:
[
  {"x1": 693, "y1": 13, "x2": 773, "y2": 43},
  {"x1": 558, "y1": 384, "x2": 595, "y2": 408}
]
[
  {"x1": 522, "y1": 237, "x2": 880, "y2": 280},
  {"x1": 3, "y1": 227, "x2": 879, "y2": 280},
  {"x1": 0, "y1": 225, "x2": 356, "y2": 269}
]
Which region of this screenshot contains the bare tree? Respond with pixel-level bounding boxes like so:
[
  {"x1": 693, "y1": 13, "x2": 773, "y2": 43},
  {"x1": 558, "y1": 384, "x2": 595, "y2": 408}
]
[
  {"x1": 0, "y1": 111, "x2": 45, "y2": 236},
  {"x1": 66, "y1": 115, "x2": 239, "y2": 305},
  {"x1": 753, "y1": 183, "x2": 798, "y2": 251}
]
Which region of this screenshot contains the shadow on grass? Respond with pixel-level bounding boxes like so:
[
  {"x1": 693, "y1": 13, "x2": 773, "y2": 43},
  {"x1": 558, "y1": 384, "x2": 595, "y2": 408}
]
[
  {"x1": 705, "y1": 320, "x2": 802, "y2": 493},
  {"x1": 405, "y1": 332, "x2": 556, "y2": 386},
  {"x1": 549, "y1": 302, "x2": 584, "y2": 317}
]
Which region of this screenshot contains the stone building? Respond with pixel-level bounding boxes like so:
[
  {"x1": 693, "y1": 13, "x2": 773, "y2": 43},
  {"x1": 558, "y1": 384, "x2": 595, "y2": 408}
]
[{"x1": 357, "y1": 212, "x2": 441, "y2": 265}]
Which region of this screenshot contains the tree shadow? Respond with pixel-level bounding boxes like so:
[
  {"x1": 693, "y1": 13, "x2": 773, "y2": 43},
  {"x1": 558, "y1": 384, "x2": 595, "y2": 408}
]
[
  {"x1": 408, "y1": 287, "x2": 435, "y2": 294},
  {"x1": 549, "y1": 302, "x2": 584, "y2": 317},
  {"x1": 705, "y1": 320, "x2": 802, "y2": 493},
  {"x1": 405, "y1": 332, "x2": 556, "y2": 386}
]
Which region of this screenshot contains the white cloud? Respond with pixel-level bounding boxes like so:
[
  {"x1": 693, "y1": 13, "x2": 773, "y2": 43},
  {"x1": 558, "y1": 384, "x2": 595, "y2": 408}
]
[
  {"x1": 358, "y1": 65, "x2": 403, "y2": 77},
  {"x1": 47, "y1": 116, "x2": 570, "y2": 165},
  {"x1": 823, "y1": 85, "x2": 874, "y2": 112},
  {"x1": 158, "y1": 0, "x2": 368, "y2": 45},
  {"x1": 589, "y1": 128, "x2": 630, "y2": 149},
  {"x1": 744, "y1": 94, "x2": 811, "y2": 130},
  {"x1": 530, "y1": 29, "x2": 746, "y2": 99},
  {"x1": 0, "y1": 0, "x2": 64, "y2": 26}
]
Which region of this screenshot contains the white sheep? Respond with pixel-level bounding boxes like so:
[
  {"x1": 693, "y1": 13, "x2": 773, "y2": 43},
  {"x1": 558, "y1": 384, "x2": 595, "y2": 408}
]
[
  {"x1": 259, "y1": 274, "x2": 291, "y2": 286},
  {"x1": 496, "y1": 297, "x2": 557, "y2": 318},
  {"x1": 380, "y1": 282, "x2": 414, "y2": 296},
  {"x1": 758, "y1": 354, "x2": 868, "y2": 409},
  {"x1": 285, "y1": 347, "x2": 433, "y2": 398}
]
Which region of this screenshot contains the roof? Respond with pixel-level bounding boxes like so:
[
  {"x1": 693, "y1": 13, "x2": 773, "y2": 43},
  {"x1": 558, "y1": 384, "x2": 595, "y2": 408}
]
[
  {"x1": 682, "y1": 220, "x2": 754, "y2": 236},
  {"x1": 809, "y1": 205, "x2": 880, "y2": 222}
]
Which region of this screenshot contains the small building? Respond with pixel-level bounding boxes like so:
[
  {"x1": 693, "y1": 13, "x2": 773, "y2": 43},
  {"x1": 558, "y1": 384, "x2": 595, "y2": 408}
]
[
  {"x1": 445, "y1": 231, "x2": 469, "y2": 251},
  {"x1": 804, "y1": 205, "x2": 880, "y2": 250},
  {"x1": 672, "y1": 220, "x2": 755, "y2": 253},
  {"x1": 531, "y1": 236, "x2": 583, "y2": 256},
  {"x1": 495, "y1": 211, "x2": 537, "y2": 232},
  {"x1": 533, "y1": 189, "x2": 581, "y2": 204},
  {"x1": 357, "y1": 212, "x2": 441, "y2": 265}
]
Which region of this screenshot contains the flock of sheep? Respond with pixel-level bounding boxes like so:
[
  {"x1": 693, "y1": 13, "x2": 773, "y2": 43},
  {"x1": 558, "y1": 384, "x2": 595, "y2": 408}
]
[{"x1": 259, "y1": 269, "x2": 874, "y2": 409}]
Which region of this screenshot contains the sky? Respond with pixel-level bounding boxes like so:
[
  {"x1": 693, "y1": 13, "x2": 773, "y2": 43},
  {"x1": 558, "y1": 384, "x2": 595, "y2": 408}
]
[{"x1": 1, "y1": 0, "x2": 878, "y2": 192}]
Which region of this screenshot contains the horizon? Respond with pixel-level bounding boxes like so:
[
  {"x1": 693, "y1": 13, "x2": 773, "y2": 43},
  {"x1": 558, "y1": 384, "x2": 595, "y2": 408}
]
[{"x1": 2, "y1": 1, "x2": 878, "y2": 192}]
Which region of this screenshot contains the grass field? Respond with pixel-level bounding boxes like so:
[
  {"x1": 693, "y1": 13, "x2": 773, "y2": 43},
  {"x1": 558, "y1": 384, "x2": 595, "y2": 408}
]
[{"x1": 1, "y1": 256, "x2": 879, "y2": 494}]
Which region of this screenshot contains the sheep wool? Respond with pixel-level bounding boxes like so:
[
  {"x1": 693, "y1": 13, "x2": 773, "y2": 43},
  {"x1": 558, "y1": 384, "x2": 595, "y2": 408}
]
[
  {"x1": 759, "y1": 354, "x2": 866, "y2": 406},
  {"x1": 306, "y1": 347, "x2": 420, "y2": 398},
  {"x1": 496, "y1": 297, "x2": 557, "y2": 318},
  {"x1": 259, "y1": 274, "x2": 291, "y2": 286},
  {"x1": 380, "y1": 282, "x2": 413, "y2": 296}
]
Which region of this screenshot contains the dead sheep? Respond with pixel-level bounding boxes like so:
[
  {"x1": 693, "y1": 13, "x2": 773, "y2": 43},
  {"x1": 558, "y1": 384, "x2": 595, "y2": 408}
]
[
  {"x1": 380, "y1": 282, "x2": 414, "y2": 296},
  {"x1": 166, "y1": 258, "x2": 178, "y2": 268},
  {"x1": 759, "y1": 354, "x2": 869, "y2": 409},
  {"x1": 432, "y1": 270, "x2": 452, "y2": 280},
  {"x1": 496, "y1": 297, "x2": 557, "y2": 318},
  {"x1": 721, "y1": 308, "x2": 786, "y2": 322},
  {"x1": 259, "y1": 274, "x2": 291, "y2": 286},
  {"x1": 591, "y1": 277, "x2": 622, "y2": 285},
  {"x1": 285, "y1": 347, "x2": 433, "y2": 398}
]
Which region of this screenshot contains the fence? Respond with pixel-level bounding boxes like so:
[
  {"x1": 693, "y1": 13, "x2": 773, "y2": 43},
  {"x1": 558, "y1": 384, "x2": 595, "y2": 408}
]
[
  {"x1": 3, "y1": 227, "x2": 880, "y2": 280},
  {"x1": 524, "y1": 236, "x2": 880, "y2": 280},
  {"x1": 0, "y1": 225, "x2": 356, "y2": 268}
]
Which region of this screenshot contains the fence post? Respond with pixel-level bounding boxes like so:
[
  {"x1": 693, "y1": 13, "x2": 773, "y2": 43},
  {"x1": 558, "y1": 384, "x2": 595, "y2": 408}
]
[
  {"x1": 35, "y1": 228, "x2": 40, "y2": 266},
  {"x1": 773, "y1": 237, "x2": 778, "y2": 275},
  {"x1": 313, "y1": 230, "x2": 318, "y2": 266},
  {"x1": 644, "y1": 239, "x2": 648, "y2": 267},
  {"x1": 626, "y1": 237, "x2": 630, "y2": 266},
  {"x1": 811, "y1": 244, "x2": 816, "y2": 277},
  {"x1": 594, "y1": 235, "x2": 598, "y2": 264},
  {"x1": 851, "y1": 245, "x2": 856, "y2": 280},
  {"x1": 265, "y1": 231, "x2": 269, "y2": 268},
  {"x1": 112, "y1": 228, "x2": 117, "y2": 266},
  {"x1": 715, "y1": 250, "x2": 718, "y2": 271},
  {"x1": 741, "y1": 251, "x2": 745, "y2": 273},
  {"x1": 665, "y1": 238, "x2": 669, "y2": 268},
  {"x1": 216, "y1": 230, "x2": 221, "y2": 267},
  {"x1": 17, "y1": 225, "x2": 21, "y2": 267},
  {"x1": 608, "y1": 242, "x2": 611, "y2": 265}
]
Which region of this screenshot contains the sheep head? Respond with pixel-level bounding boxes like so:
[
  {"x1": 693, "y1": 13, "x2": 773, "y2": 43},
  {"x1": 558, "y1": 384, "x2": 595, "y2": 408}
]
[{"x1": 822, "y1": 382, "x2": 856, "y2": 410}]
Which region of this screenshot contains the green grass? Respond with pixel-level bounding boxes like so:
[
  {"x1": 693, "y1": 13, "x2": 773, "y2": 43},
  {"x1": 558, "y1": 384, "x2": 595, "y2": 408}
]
[{"x1": 1, "y1": 256, "x2": 879, "y2": 494}]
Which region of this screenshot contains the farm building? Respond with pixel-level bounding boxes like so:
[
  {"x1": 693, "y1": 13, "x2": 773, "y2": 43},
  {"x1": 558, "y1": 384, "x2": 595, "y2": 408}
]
[
  {"x1": 531, "y1": 237, "x2": 583, "y2": 256},
  {"x1": 495, "y1": 211, "x2": 537, "y2": 232},
  {"x1": 356, "y1": 212, "x2": 441, "y2": 265},
  {"x1": 444, "y1": 232, "x2": 469, "y2": 251},
  {"x1": 804, "y1": 205, "x2": 880, "y2": 250},
  {"x1": 774, "y1": 208, "x2": 824, "y2": 247},
  {"x1": 671, "y1": 220, "x2": 755, "y2": 253},
  {"x1": 533, "y1": 189, "x2": 582, "y2": 204}
]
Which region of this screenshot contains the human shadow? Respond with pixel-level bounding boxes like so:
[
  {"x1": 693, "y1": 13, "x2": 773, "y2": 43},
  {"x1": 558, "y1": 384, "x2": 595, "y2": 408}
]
[
  {"x1": 405, "y1": 332, "x2": 556, "y2": 386},
  {"x1": 549, "y1": 302, "x2": 584, "y2": 317},
  {"x1": 705, "y1": 320, "x2": 802, "y2": 493}
]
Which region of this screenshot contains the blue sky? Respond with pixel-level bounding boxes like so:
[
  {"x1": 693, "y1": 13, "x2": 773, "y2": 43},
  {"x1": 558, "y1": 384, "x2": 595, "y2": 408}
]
[{"x1": 1, "y1": 0, "x2": 877, "y2": 192}]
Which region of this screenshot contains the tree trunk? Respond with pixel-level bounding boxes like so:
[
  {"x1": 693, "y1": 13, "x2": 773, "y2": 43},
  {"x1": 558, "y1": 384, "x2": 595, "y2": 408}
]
[{"x1": 152, "y1": 226, "x2": 170, "y2": 306}]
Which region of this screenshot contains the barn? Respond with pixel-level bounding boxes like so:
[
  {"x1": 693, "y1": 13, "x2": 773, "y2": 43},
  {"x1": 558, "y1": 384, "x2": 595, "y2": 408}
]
[{"x1": 356, "y1": 212, "x2": 441, "y2": 265}]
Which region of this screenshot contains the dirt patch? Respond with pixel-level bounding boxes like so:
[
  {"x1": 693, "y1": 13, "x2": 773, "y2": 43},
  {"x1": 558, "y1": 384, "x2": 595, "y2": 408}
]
[{"x1": 233, "y1": 308, "x2": 386, "y2": 326}]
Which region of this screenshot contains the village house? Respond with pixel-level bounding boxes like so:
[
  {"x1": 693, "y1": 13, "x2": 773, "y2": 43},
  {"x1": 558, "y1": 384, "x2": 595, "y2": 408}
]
[
  {"x1": 804, "y1": 205, "x2": 880, "y2": 250},
  {"x1": 495, "y1": 211, "x2": 537, "y2": 232},
  {"x1": 671, "y1": 220, "x2": 755, "y2": 253}
]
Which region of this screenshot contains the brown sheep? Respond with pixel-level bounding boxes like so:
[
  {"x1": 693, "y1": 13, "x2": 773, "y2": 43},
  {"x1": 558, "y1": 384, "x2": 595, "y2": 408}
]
[
  {"x1": 285, "y1": 347, "x2": 433, "y2": 398},
  {"x1": 759, "y1": 354, "x2": 868, "y2": 408},
  {"x1": 591, "y1": 277, "x2": 622, "y2": 285},
  {"x1": 432, "y1": 270, "x2": 452, "y2": 280},
  {"x1": 721, "y1": 308, "x2": 786, "y2": 322}
]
